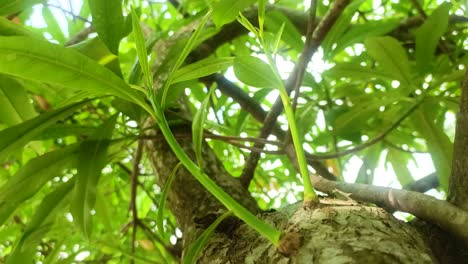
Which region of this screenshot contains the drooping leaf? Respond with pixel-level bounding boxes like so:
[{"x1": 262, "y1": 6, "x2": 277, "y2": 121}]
[
  {"x1": 193, "y1": 85, "x2": 216, "y2": 167},
  {"x1": 88, "y1": 0, "x2": 127, "y2": 54},
  {"x1": 183, "y1": 211, "x2": 232, "y2": 264},
  {"x1": 411, "y1": 105, "x2": 452, "y2": 190},
  {"x1": 7, "y1": 180, "x2": 74, "y2": 264},
  {"x1": 71, "y1": 114, "x2": 118, "y2": 238},
  {"x1": 0, "y1": 74, "x2": 36, "y2": 125},
  {"x1": 234, "y1": 56, "x2": 280, "y2": 88},
  {"x1": 0, "y1": 0, "x2": 44, "y2": 16},
  {"x1": 211, "y1": 0, "x2": 255, "y2": 28},
  {"x1": 356, "y1": 144, "x2": 382, "y2": 184},
  {"x1": 321, "y1": 0, "x2": 366, "y2": 58},
  {"x1": 0, "y1": 101, "x2": 86, "y2": 163},
  {"x1": 172, "y1": 57, "x2": 234, "y2": 84},
  {"x1": 415, "y1": 2, "x2": 451, "y2": 73},
  {"x1": 331, "y1": 19, "x2": 399, "y2": 58},
  {"x1": 387, "y1": 148, "x2": 413, "y2": 186},
  {"x1": 364, "y1": 36, "x2": 413, "y2": 86},
  {"x1": 0, "y1": 144, "x2": 79, "y2": 226},
  {"x1": 0, "y1": 36, "x2": 149, "y2": 111}
]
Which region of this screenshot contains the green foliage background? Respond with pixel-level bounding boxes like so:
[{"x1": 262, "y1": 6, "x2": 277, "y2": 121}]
[{"x1": 0, "y1": 0, "x2": 466, "y2": 263}]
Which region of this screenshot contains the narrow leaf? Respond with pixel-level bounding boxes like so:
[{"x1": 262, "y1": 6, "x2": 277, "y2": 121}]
[
  {"x1": 387, "y1": 149, "x2": 413, "y2": 186},
  {"x1": 193, "y1": 86, "x2": 216, "y2": 167},
  {"x1": 7, "y1": 181, "x2": 74, "y2": 264},
  {"x1": 183, "y1": 211, "x2": 232, "y2": 264},
  {"x1": 0, "y1": 36, "x2": 149, "y2": 112},
  {"x1": 42, "y1": 6, "x2": 66, "y2": 44},
  {"x1": 160, "y1": 10, "x2": 212, "y2": 107},
  {"x1": 172, "y1": 57, "x2": 234, "y2": 84},
  {"x1": 71, "y1": 114, "x2": 118, "y2": 238},
  {"x1": 0, "y1": 145, "x2": 79, "y2": 226},
  {"x1": 234, "y1": 56, "x2": 281, "y2": 88},
  {"x1": 88, "y1": 0, "x2": 126, "y2": 54},
  {"x1": 0, "y1": 75, "x2": 36, "y2": 125},
  {"x1": 364, "y1": 36, "x2": 412, "y2": 86},
  {"x1": 131, "y1": 8, "x2": 153, "y2": 89},
  {"x1": 0, "y1": 101, "x2": 86, "y2": 163},
  {"x1": 157, "y1": 162, "x2": 183, "y2": 238},
  {"x1": 411, "y1": 106, "x2": 452, "y2": 190},
  {"x1": 211, "y1": 0, "x2": 255, "y2": 28},
  {"x1": 0, "y1": 0, "x2": 44, "y2": 15},
  {"x1": 415, "y1": 3, "x2": 451, "y2": 73}
]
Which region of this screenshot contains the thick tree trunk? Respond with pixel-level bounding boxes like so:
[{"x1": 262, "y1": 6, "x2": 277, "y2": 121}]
[{"x1": 144, "y1": 121, "x2": 439, "y2": 263}]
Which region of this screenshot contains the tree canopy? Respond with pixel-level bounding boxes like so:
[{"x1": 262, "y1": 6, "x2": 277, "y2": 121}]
[{"x1": 0, "y1": 0, "x2": 468, "y2": 263}]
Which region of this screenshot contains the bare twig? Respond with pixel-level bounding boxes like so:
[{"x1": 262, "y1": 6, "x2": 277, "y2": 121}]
[{"x1": 306, "y1": 100, "x2": 423, "y2": 160}]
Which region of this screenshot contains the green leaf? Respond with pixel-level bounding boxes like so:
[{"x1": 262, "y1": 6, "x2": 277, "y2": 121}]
[
  {"x1": 364, "y1": 36, "x2": 413, "y2": 86},
  {"x1": 157, "y1": 162, "x2": 182, "y2": 238},
  {"x1": 233, "y1": 56, "x2": 280, "y2": 88},
  {"x1": 321, "y1": 0, "x2": 366, "y2": 58},
  {"x1": 331, "y1": 19, "x2": 399, "y2": 58},
  {"x1": 324, "y1": 63, "x2": 396, "y2": 81},
  {"x1": 211, "y1": 0, "x2": 255, "y2": 28},
  {"x1": 183, "y1": 211, "x2": 232, "y2": 264},
  {"x1": 264, "y1": 10, "x2": 303, "y2": 52},
  {"x1": 356, "y1": 144, "x2": 382, "y2": 184},
  {"x1": 0, "y1": 75, "x2": 36, "y2": 125},
  {"x1": 173, "y1": 57, "x2": 234, "y2": 84},
  {"x1": 258, "y1": 0, "x2": 266, "y2": 33},
  {"x1": 71, "y1": 114, "x2": 118, "y2": 238},
  {"x1": 0, "y1": 16, "x2": 40, "y2": 38},
  {"x1": 411, "y1": 105, "x2": 452, "y2": 190},
  {"x1": 0, "y1": 101, "x2": 86, "y2": 163},
  {"x1": 387, "y1": 149, "x2": 413, "y2": 186},
  {"x1": 0, "y1": 36, "x2": 149, "y2": 112},
  {"x1": 0, "y1": 144, "x2": 79, "y2": 226},
  {"x1": 131, "y1": 8, "x2": 153, "y2": 89},
  {"x1": 152, "y1": 102, "x2": 281, "y2": 246},
  {"x1": 160, "y1": 10, "x2": 212, "y2": 107},
  {"x1": 193, "y1": 86, "x2": 216, "y2": 167},
  {"x1": 7, "y1": 180, "x2": 74, "y2": 264},
  {"x1": 0, "y1": 0, "x2": 44, "y2": 16},
  {"x1": 333, "y1": 98, "x2": 396, "y2": 135},
  {"x1": 88, "y1": 0, "x2": 126, "y2": 54},
  {"x1": 415, "y1": 2, "x2": 451, "y2": 73},
  {"x1": 70, "y1": 37, "x2": 122, "y2": 77},
  {"x1": 42, "y1": 6, "x2": 66, "y2": 44}
]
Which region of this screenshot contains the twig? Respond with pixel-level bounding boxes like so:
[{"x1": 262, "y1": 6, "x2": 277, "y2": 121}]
[
  {"x1": 46, "y1": 4, "x2": 91, "y2": 23},
  {"x1": 65, "y1": 27, "x2": 94, "y2": 46},
  {"x1": 305, "y1": 100, "x2": 423, "y2": 160},
  {"x1": 404, "y1": 173, "x2": 438, "y2": 193},
  {"x1": 240, "y1": 0, "x2": 352, "y2": 188}
]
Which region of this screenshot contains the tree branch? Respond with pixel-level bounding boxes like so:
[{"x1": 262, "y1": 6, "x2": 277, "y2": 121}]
[
  {"x1": 449, "y1": 68, "x2": 468, "y2": 211},
  {"x1": 311, "y1": 175, "x2": 468, "y2": 246}
]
